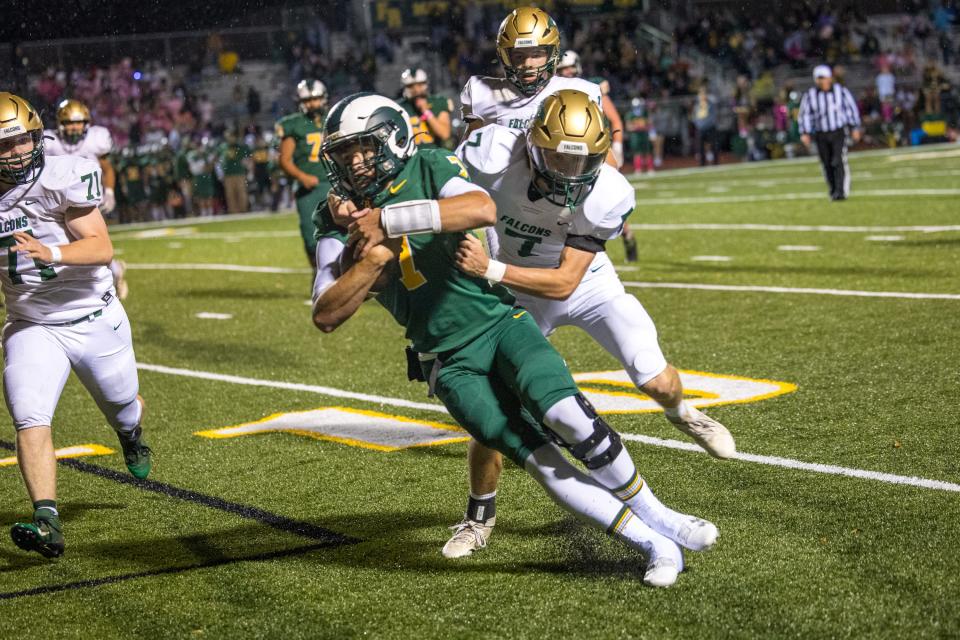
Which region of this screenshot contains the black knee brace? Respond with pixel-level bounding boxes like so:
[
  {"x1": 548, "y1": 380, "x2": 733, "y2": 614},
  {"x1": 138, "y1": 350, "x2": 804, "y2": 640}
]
[{"x1": 553, "y1": 394, "x2": 624, "y2": 470}]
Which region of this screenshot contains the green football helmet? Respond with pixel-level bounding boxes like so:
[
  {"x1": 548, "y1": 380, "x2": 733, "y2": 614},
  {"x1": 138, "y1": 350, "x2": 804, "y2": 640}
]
[{"x1": 321, "y1": 93, "x2": 416, "y2": 202}]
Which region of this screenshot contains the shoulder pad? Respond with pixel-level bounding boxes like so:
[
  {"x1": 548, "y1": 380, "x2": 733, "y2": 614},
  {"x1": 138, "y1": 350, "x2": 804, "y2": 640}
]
[
  {"x1": 456, "y1": 124, "x2": 524, "y2": 183},
  {"x1": 40, "y1": 156, "x2": 103, "y2": 210},
  {"x1": 575, "y1": 165, "x2": 636, "y2": 241},
  {"x1": 87, "y1": 126, "x2": 113, "y2": 156}
]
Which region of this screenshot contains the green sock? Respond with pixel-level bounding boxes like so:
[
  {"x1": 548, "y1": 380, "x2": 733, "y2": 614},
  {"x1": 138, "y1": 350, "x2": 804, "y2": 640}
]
[{"x1": 33, "y1": 499, "x2": 59, "y2": 521}]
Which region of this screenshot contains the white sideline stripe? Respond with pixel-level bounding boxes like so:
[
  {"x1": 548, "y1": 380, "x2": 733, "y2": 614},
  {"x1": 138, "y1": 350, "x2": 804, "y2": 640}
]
[
  {"x1": 629, "y1": 223, "x2": 960, "y2": 233},
  {"x1": 109, "y1": 210, "x2": 290, "y2": 232},
  {"x1": 115, "y1": 230, "x2": 300, "y2": 241},
  {"x1": 635, "y1": 189, "x2": 960, "y2": 205},
  {"x1": 139, "y1": 362, "x2": 960, "y2": 493},
  {"x1": 619, "y1": 434, "x2": 960, "y2": 493},
  {"x1": 126, "y1": 263, "x2": 312, "y2": 274},
  {"x1": 627, "y1": 142, "x2": 959, "y2": 179},
  {"x1": 137, "y1": 363, "x2": 449, "y2": 413},
  {"x1": 621, "y1": 281, "x2": 960, "y2": 300}
]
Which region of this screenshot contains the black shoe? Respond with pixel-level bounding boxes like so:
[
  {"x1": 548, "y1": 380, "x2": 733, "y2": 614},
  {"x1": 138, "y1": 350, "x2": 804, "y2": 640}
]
[{"x1": 117, "y1": 428, "x2": 152, "y2": 479}]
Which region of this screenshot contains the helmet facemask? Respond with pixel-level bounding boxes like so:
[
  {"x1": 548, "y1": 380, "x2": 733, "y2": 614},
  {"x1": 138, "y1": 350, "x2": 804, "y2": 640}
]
[
  {"x1": 528, "y1": 141, "x2": 604, "y2": 209},
  {"x1": 322, "y1": 122, "x2": 405, "y2": 202},
  {"x1": 502, "y1": 45, "x2": 559, "y2": 96},
  {"x1": 300, "y1": 97, "x2": 328, "y2": 120},
  {"x1": 0, "y1": 130, "x2": 45, "y2": 186},
  {"x1": 59, "y1": 120, "x2": 89, "y2": 145}
]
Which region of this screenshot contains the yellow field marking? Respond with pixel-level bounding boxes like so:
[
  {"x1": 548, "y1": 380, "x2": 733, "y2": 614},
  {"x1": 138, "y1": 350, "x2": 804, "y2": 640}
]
[
  {"x1": 0, "y1": 443, "x2": 115, "y2": 467},
  {"x1": 195, "y1": 406, "x2": 468, "y2": 452}
]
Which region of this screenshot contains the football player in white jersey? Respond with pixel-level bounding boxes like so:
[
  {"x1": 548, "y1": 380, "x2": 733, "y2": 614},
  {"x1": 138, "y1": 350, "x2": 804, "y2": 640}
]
[
  {"x1": 0, "y1": 94, "x2": 151, "y2": 559},
  {"x1": 45, "y1": 99, "x2": 129, "y2": 299},
  {"x1": 556, "y1": 50, "x2": 640, "y2": 261},
  {"x1": 441, "y1": 90, "x2": 736, "y2": 558},
  {"x1": 459, "y1": 7, "x2": 602, "y2": 137}
]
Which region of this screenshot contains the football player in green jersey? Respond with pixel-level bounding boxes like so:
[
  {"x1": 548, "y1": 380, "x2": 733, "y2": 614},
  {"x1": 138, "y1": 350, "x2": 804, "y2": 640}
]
[
  {"x1": 310, "y1": 93, "x2": 720, "y2": 588},
  {"x1": 396, "y1": 68, "x2": 453, "y2": 149},
  {"x1": 276, "y1": 79, "x2": 332, "y2": 270}
]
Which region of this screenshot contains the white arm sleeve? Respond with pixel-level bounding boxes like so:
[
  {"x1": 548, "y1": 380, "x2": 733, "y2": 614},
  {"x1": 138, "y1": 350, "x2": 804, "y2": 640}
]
[
  {"x1": 438, "y1": 176, "x2": 486, "y2": 199},
  {"x1": 312, "y1": 237, "x2": 346, "y2": 303}
]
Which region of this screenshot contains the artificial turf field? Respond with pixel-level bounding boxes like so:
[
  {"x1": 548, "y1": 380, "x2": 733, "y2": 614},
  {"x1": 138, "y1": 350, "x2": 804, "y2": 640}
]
[{"x1": 1, "y1": 144, "x2": 958, "y2": 638}]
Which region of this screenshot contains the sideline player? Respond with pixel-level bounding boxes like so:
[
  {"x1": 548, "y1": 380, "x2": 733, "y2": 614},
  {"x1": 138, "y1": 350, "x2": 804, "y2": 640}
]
[
  {"x1": 45, "y1": 99, "x2": 129, "y2": 298},
  {"x1": 276, "y1": 79, "x2": 332, "y2": 270},
  {"x1": 0, "y1": 93, "x2": 151, "y2": 558},
  {"x1": 312, "y1": 92, "x2": 720, "y2": 588},
  {"x1": 555, "y1": 50, "x2": 638, "y2": 261},
  {"x1": 397, "y1": 68, "x2": 453, "y2": 149},
  {"x1": 444, "y1": 91, "x2": 736, "y2": 558}
]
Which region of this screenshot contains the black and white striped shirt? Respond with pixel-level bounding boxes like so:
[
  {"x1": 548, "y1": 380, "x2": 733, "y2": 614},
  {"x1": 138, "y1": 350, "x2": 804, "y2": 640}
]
[{"x1": 798, "y1": 84, "x2": 861, "y2": 134}]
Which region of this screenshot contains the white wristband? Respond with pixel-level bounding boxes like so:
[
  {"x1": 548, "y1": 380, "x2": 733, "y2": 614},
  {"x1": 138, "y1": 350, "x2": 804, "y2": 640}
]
[
  {"x1": 484, "y1": 259, "x2": 506, "y2": 283},
  {"x1": 380, "y1": 199, "x2": 442, "y2": 238},
  {"x1": 48, "y1": 245, "x2": 62, "y2": 265}
]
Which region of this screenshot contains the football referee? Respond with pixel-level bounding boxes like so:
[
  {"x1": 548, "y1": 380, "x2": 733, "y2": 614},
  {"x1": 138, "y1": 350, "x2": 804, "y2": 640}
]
[{"x1": 798, "y1": 65, "x2": 862, "y2": 201}]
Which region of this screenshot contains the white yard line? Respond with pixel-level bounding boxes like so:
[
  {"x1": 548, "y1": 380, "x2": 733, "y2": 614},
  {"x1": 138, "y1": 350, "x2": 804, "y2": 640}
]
[
  {"x1": 108, "y1": 210, "x2": 288, "y2": 232},
  {"x1": 114, "y1": 230, "x2": 300, "y2": 241},
  {"x1": 629, "y1": 223, "x2": 960, "y2": 233},
  {"x1": 635, "y1": 168, "x2": 960, "y2": 189},
  {"x1": 137, "y1": 363, "x2": 447, "y2": 413},
  {"x1": 619, "y1": 434, "x2": 960, "y2": 493},
  {"x1": 127, "y1": 263, "x2": 312, "y2": 274},
  {"x1": 633, "y1": 189, "x2": 960, "y2": 206},
  {"x1": 628, "y1": 142, "x2": 959, "y2": 180},
  {"x1": 138, "y1": 362, "x2": 960, "y2": 493},
  {"x1": 621, "y1": 281, "x2": 960, "y2": 300}
]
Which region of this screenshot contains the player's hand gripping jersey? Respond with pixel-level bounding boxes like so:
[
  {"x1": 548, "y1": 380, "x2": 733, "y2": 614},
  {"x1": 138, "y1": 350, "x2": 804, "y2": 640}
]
[
  {"x1": 461, "y1": 75, "x2": 601, "y2": 131},
  {"x1": 0, "y1": 155, "x2": 113, "y2": 323},
  {"x1": 457, "y1": 124, "x2": 634, "y2": 276},
  {"x1": 44, "y1": 125, "x2": 113, "y2": 160},
  {"x1": 315, "y1": 148, "x2": 514, "y2": 354}
]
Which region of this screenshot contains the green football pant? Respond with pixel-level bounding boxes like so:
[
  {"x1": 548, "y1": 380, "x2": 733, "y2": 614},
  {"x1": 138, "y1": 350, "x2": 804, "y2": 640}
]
[
  {"x1": 295, "y1": 184, "x2": 331, "y2": 257},
  {"x1": 423, "y1": 310, "x2": 580, "y2": 466}
]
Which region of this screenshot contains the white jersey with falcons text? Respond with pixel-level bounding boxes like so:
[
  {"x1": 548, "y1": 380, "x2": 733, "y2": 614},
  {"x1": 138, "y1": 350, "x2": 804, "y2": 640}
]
[
  {"x1": 460, "y1": 75, "x2": 602, "y2": 131},
  {"x1": 0, "y1": 155, "x2": 113, "y2": 323},
  {"x1": 457, "y1": 124, "x2": 634, "y2": 276},
  {"x1": 44, "y1": 125, "x2": 113, "y2": 160}
]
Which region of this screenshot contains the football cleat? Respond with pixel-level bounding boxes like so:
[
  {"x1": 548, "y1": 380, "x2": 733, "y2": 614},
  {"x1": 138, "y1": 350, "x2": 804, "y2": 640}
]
[
  {"x1": 442, "y1": 517, "x2": 495, "y2": 558},
  {"x1": 667, "y1": 406, "x2": 736, "y2": 459},
  {"x1": 643, "y1": 555, "x2": 681, "y2": 588},
  {"x1": 11, "y1": 516, "x2": 64, "y2": 558},
  {"x1": 674, "y1": 516, "x2": 718, "y2": 552},
  {"x1": 117, "y1": 427, "x2": 152, "y2": 479}
]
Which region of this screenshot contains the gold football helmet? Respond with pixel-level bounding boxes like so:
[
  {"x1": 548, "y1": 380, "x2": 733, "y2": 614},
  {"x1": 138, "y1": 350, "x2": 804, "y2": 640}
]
[
  {"x1": 57, "y1": 99, "x2": 91, "y2": 145},
  {"x1": 496, "y1": 7, "x2": 561, "y2": 95},
  {"x1": 0, "y1": 92, "x2": 45, "y2": 185},
  {"x1": 527, "y1": 89, "x2": 610, "y2": 208}
]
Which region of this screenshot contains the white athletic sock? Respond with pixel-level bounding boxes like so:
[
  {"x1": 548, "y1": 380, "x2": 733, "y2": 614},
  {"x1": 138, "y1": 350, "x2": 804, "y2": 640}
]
[
  {"x1": 663, "y1": 400, "x2": 691, "y2": 421},
  {"x1": 523, "y1": 444, "x2": 680, "y2": 562},
  {"x1": 543, "y1": 395, "x2": 690, "y2": 541}
]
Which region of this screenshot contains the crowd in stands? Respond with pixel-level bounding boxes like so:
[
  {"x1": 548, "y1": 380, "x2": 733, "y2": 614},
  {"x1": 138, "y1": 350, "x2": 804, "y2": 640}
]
[
  {"x1": 675, "y1": 1, "x2": 958, "y2": 76},
  {"x1": 10, "y1": 1, "x2": 960, "y2": 219}
]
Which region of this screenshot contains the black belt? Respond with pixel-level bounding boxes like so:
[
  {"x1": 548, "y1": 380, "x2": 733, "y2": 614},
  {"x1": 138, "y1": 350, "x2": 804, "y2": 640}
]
[{"x1": 51, "y1": 308, "x2": 103, "y2": 327}]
